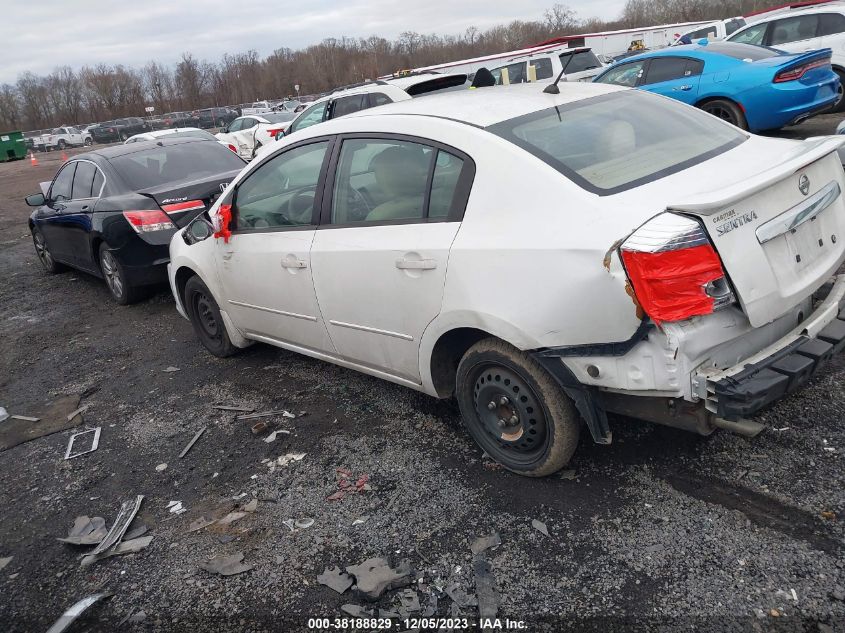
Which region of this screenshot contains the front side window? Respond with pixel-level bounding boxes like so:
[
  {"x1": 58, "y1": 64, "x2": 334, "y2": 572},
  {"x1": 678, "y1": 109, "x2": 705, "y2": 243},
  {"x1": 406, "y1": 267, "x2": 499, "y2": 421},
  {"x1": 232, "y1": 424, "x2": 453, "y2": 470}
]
[
  {"x1": 331, "y1": 94, "x2": 370, "y2": 118},
  {"x1": 228, "y1": 119, "x2": 244, "y2": 132},
  {"x1": 71, "y1": 161, "x2": 97, "y2": 199},
  {"x1": 728, "y1": 21, "x2": 767, "y2": 45},
  {"x1": 234, "y1": 141, "x2": 329, "y2": 230},
  {"x1": 241, "y1": 118, "x2": 258, "y2": 130},
  {"x1": 290, "y1": 101, "x2": 328, "y2": 133},
  {"x1": 489, "y1": 91, "x2": 746, "y2": 195},
  {"x1": 595, "y1": 60, "x2": 645, "y2": 87},
  {"x1": 769, "y1": 15, "x2": 819, "y2": 45},
  {"x1": 50, "y1": 163, "x2": 76, "y2": 201}
]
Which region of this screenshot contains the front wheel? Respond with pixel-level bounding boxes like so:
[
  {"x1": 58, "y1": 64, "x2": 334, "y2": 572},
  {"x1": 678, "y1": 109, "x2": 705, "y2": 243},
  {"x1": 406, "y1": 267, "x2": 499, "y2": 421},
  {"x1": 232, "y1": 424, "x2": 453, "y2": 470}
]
[
  {"x1": 99, "y1": 244, "x2": 143, "y2": 304},
  {"x1": 184, "y1": 276, "x2": 238, "y2": 357},
  {"x1": 830, "y1": 69, "x2": 845, "y2": 113},
  {"x1": 456, "y1": 338, "x2": 580, "y2": 477},
  {"x1": 698, "y1": 99, "x2": 748, "y2": 130},
  {"x1": 84, "y1": 137, "x2": 92, "y2": 146},
  {"x1": 57, "y1": 140, "x2": 66, "y2": 150}
]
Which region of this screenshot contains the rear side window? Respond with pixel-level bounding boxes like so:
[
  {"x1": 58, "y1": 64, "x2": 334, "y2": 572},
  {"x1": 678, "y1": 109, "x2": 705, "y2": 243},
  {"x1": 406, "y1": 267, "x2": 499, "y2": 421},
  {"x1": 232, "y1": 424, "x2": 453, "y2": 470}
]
[
  {"x1": 529, "y1": 57, "x2": 554, "y2": 80},
  {"x1": 71, "y1": 161, "x2": 97, "y2": 199},
  {"x1": 489, "y1": 91, "x2": 746, "y2": 195},
  {"x1": 112, "y1": 142, "x2": 244, "y2": 190},
  {"x1": 643, "y1": 57, "x2": 694, "y2": 84},
  {"x1": 51, "y1": 163, "x2": 76, "y2": 201},
  {"x1": 729, "y1": 22, "x2": 767, "y2": 45},
  {"x1": 370, "y1": 92, "x2": 393, "y2": 107},
  {"x1": 92, "y1": 169, "x2": 104, "y2": 196},
  {"x1": 688, "y1": 26, "x2": 718, "y2": 40},
  {"x1": 818, "y1": 12, "x2": 845, "y2": 36},
  {"x1": 332, "y1": 94, "x2": 370, "y2": 118},
  {"x1": 769, "y1": 15, "x2": 819, "y2": 45}
]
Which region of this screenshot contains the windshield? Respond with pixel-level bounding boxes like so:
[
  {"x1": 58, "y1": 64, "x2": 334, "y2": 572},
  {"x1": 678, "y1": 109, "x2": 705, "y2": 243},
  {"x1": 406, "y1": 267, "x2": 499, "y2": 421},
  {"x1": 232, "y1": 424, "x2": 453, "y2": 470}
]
[
  {"x1": 111, "y1": 141, "x2": 243, "y2": 190},
  {"x1": 264, "y1": 112, "x2": 297, "y2": 123},
  {"x1": 488, "y1": 91, "x2": 746, "y2": 195}
]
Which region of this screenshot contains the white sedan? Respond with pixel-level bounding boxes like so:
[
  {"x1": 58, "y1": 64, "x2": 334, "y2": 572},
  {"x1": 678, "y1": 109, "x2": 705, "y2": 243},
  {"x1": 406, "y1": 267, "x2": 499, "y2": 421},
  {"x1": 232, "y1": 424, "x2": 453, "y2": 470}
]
[
  {"x1": 168, "y1": 82, "x2": 845, "y2": 476},
  {"x1": 123, "y1": 127, "x2": 234, "y2": 151},
  {"x1": 215, "y1": 113, "x2": 297, "y2": 161}
]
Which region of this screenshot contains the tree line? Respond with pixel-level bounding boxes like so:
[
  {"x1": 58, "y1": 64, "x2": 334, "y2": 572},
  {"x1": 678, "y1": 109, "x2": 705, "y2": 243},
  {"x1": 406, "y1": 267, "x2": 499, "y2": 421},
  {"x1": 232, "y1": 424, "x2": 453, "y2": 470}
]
[{"x1": 0, "y1": 0, "x2": 773, "y2": 132}]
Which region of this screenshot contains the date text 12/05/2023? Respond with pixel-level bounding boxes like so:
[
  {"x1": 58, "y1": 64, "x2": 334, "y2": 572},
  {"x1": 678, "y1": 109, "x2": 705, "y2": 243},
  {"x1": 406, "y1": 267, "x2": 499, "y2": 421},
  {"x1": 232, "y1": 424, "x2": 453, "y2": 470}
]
[{"x1": 306, "y1": 617, "x2": 528, "y2": 629}]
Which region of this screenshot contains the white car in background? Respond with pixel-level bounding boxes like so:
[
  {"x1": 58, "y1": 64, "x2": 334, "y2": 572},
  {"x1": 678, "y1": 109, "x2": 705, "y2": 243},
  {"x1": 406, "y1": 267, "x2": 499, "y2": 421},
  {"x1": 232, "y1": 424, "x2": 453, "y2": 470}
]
[
  {"x1": 241, "y1": 101, "x2": 274, "y2": 115},
  {"x1": 283, "y1": 72, "x2": 470, "y2": 138},
  {"x1": 123, "y1": 127, "x2": 232, "y2": 151},
  {"x1": 48, "y1": 126, "x2": 93, "y2": 150},
  {"x1": 672, "y1": 17, "x2": 747, "y2": 44},
  {"x1": 215, "y1": 112, "x2": 298, "y2": 160},
  {"x1": 168, "y1": 83, "x2": 845, "y2": 476},
  {"x1": 489, "y1": 47, "x2": 605, "y2": 85},
  {"x1": 726, "y1": 4, "x2": 845, "y2": 110}
]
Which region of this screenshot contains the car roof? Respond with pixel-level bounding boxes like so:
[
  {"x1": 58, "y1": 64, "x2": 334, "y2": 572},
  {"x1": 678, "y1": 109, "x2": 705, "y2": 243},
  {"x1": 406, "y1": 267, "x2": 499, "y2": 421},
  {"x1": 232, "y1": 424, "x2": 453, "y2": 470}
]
[
  {"x1": 742, "y1": 2, "x2": 845, "y2": 23},
  {"x1": 79, "y1": 137, "x2": 210, "y2": 159},
  {"x1": 345, "y1": 81, "x2": 626, "y2": 128}
]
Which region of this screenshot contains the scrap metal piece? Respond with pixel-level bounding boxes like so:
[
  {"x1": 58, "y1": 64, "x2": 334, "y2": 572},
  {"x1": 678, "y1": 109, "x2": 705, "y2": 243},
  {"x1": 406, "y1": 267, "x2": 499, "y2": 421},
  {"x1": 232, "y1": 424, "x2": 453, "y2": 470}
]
[
  {"x1": 199, "y1": 552, "x2": 253, "y2": 576},
  {"x1": 318, "y1": 566, "x2": 354, "y2": 594},
  {"x1": 57, "y1": 516, "x2": 107, "y2": 545},
  {"x1": 45, "y1": 593, "x2": 111, "y2": 633},
  {"x1": 398, "y1": 588, "x2": 421, "y2": 614},
  {"x1": 10, "y1": 414, "x2": 39, "y2": 422},
  {"x1": 81, "y1": 536, "x2": 154, "y2": 566},
  {"x1": 179, "y1": 426, "x2": 207, "y2": 458},
  {"x1": 473, "y1": 557, "x2": 499, "y2": 621},
  {"x1": 340, "y1": 604, "x2": 374, "y2": 618},
  {"x1": 346, "y1": 557, "x2": 412, "y2": 601},
  {"x1": 65, "y1": 404, "x2": 89, "y2": 422},
  {"x1": 470, "y1": 532, "x2": 501, "y2": 555},
  {"x1": 237, "y1": 410, "x2": 293, "y2": 421},
  {"x1": 444, "y1": 583, "x2": 477, "y2": 608},
  {"x1": 87, "y1": 495, "x2": 144, "y2": 559},
  {"x1": 213, "y1": 404, "x2": 255, "y2": 412},
  {"x1": 64, "y1": 427, "x2": 101, "y2": 459}
]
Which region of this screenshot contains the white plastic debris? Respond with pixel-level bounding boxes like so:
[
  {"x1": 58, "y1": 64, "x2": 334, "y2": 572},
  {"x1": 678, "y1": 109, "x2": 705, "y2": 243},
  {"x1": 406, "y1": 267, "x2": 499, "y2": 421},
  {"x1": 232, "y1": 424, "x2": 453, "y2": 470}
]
[
  {"x1": 155, "y1": 463, "x2": 168, "y2": 472},
  {"x1": 167, "y1": 501, "x2": 187, "y2": 515},
  {"x1": 274, "y1": 452, "x2": 306, "y2": 467},
  {"x1": 0, "y1": 407, "x2": 8, "y2": 423},
  {"x1": 64, "y1": 428, "x2": 101, "y2": 460},
  {"x1": 163, "y1": 366, "x2": 180, "y2": 373}
]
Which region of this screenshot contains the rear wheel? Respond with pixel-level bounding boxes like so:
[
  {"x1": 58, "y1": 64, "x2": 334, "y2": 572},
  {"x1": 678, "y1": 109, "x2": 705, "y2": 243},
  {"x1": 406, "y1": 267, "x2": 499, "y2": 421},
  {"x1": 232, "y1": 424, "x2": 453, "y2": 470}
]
[
  {"x1": 455, "y1": 338, "x2": 580, "y2": 477},
  {"x1": 699, "y1": 99, "x2": 747, "y2": 130},
  {"x1": 57, "y1": 140, "x2": 66, "y2": 150},
  {"x1": 831, "y1": 69, "x2": 845, "y2": 113},
  {"x1": 184, "y1": 276, "x2": 238, "y2": 357},
  {"x1": 99, "y1": 244, "x2": 143, "y2": 304},
  {"x1": 31, "y1": 228, "x2": 66, "y2": 273}
]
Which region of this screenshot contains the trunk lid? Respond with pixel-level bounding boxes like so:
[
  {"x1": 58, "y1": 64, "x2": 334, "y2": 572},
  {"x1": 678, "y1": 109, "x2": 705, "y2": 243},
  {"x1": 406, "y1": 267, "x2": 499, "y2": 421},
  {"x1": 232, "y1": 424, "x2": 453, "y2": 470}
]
[
  {"x1": 138, "y1": 169, "x2": 240, "y2": 228},
  {"x1": 668, "y1": 137, "x2": 845, "y2": 327}
]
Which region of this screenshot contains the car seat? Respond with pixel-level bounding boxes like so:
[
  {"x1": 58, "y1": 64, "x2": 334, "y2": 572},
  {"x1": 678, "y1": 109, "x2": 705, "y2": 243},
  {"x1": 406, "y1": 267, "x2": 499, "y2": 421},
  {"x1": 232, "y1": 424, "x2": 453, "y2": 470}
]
[{"x1": 366, "y1": 146, "x2": 429, "y2": 221}]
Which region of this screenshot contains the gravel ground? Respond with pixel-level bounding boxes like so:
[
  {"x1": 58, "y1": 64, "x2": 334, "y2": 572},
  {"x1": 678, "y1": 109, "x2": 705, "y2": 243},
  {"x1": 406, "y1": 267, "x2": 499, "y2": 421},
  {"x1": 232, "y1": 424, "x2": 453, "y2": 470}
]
[{"x1": 1, "y1": 117, "x2": 845, "y2": 633}]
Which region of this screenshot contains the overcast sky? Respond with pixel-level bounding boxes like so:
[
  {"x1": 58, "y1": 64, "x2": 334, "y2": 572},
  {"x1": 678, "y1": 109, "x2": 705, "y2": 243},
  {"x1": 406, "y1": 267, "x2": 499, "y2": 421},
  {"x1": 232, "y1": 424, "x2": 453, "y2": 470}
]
[{"x1": 3, "y1": 0, "x2": 626, "y2": 83}]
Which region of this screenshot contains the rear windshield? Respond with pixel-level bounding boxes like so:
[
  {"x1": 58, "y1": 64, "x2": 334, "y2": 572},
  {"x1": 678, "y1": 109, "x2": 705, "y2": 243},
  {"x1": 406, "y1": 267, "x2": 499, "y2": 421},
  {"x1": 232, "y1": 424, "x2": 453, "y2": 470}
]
[
  {"x1": 263, "y1": 112, "x2": 296, "y2": 123},
  {"x1": 488, "y1": 91, "x2": 745, "y2": 195},
  {"x1": 111, "y1": 141, "x2": 244, "y2": 190},
  {"x1": 560, "y1": 50, "x2": 602, "y2": 74},
  {"x1": 701, "y1": 42, "x2": 780, "y2": 60},
  {"x1": 167, "y1": 130, "x2": 217, "y2": 140},
  {"x1": 406, "y1": 75, "x2": 469, "y2": 96}
]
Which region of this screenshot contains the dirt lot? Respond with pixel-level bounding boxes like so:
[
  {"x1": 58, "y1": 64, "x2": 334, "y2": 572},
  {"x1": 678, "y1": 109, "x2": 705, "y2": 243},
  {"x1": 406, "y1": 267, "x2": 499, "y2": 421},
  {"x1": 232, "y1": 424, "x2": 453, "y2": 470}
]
[{"x1": 2, "y1": 116, "x2": 845, "y2": 633}]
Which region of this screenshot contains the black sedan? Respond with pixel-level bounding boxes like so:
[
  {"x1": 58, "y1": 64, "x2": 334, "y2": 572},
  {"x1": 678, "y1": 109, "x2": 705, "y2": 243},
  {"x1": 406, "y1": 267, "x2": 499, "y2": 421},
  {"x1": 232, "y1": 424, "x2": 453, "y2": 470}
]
[{"x1": 26, "y1": 138, "x2": 245, "y2": 304}]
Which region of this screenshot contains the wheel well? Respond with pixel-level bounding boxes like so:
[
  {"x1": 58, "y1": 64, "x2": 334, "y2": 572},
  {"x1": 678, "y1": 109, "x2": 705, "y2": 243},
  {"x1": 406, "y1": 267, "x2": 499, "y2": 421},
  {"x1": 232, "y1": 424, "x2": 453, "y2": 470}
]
[
  {"x1": 694, "y1": 96, "x2": 738, "y2": 109},
  {"x1": 174, "y1": 266, "x2": 198, "y2": 309},
  {"x1": 91, "y1": 238, "x2": 104, "y2": 273},
  {"x1": 429, "y1": 327, "x2": 492, "y2": 398}
]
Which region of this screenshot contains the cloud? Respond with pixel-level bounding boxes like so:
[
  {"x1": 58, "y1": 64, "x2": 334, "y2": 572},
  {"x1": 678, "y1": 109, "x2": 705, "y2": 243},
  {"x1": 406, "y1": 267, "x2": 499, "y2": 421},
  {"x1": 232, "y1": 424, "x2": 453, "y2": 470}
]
[{"x1": 1, "y1": 0, "x2": 626, "y2": 83}]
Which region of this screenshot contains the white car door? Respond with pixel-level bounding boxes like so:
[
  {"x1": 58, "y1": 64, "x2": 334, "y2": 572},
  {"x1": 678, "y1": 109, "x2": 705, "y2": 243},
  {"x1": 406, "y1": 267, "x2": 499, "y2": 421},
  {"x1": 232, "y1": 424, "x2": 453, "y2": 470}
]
[
  {"x1": 818, "y1": 12, "x2": 845, "y2": 67},
  {"x1": 214, "y1": 139, "x2": 336, "y2": 353},
  {"x1": 310, "y1": 136, "x2": 474, "y2": 382},
  {"x1": 766, "y1": 13, "x2": 824, "y2": 53}
]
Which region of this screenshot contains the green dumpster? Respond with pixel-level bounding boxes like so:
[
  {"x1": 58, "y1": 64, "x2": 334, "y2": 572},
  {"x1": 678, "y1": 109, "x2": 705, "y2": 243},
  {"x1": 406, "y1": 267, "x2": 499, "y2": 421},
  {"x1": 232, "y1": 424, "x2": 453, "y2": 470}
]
[{"x1": 0, "y1": 131, "x2": 27, "y2": 162}]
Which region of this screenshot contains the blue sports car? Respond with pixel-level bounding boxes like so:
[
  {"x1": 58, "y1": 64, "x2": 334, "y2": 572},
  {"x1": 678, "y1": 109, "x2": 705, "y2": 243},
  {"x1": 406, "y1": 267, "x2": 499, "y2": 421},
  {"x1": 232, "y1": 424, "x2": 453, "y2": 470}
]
[{"x1": 592, "y1": 41, "x2": 839, "y2": 132}]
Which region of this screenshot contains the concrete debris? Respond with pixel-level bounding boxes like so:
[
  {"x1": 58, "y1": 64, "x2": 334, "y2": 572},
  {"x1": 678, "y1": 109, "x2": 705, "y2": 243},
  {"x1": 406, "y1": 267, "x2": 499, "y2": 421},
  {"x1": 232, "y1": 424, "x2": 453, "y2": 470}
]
[
  {"x1": 65, "y1": 404, "x2": 89, "y2": 422},
  {"x1": 473, "y1": 556, "x2": 499, "y2": 620},
  {"x1": 0, "y1": 556, "x2": 12, "y2": 571},
  {"x1": 243, "y1": 499, "x2": 258, "y2": 513},
  {"x1": 64, "y1": 427, "x2": 101, "y2": 459},
  {"x1": 199, "y1": 552, "x2": 252, "y2": 576},
  {"x1": 532, "y1": 519, "x2": 549, "y2": 536},
  {"x1": 179, "y1": 426, "x2": 207, "y2": 458},
  {"x1": 167, "y1": 501, "x2": 187, "y2": 515},
  {"x1": 82, "y1": 495, "x2": 144, "y2": 565},
  {"x1": 213, "y1": 404, "x2": 255, "y2": 412},
  {"x1": 45, "y1": 593, "x2": 111, "y2": 633},
  {"x1": 155, "y1": 463, "x2": 168, "y2": 472},
  {"x1": 821, "y1": 511, "x2": 836, "y2": 520},
  {"x1": 559, "y1": 469, "x2": 577, "y2": 480},
  {"x1": 470, "y1": 532, "x2": 501, "y2": 555},
  {"x1": 398, "y1": 588, "x2": 421, "y2": 614},
  {"x1": 81, "y1": 535, "x2": 154, "y2": 565},
  {"x1": 123, "y1": 523, "x2": 148, "y2": 541},
  {"x1": 57, "y1": 516, "x2": 107, "y2": 545},
  {"x1": 0, "y1": 407, "x2": 7, "y2": 422},
  {"x1": 318, "y1": 566, "x2": 355, "y2": 593},
  {"x1": 163, "y1": 366, "x2": 180, "y2": 372},
  {"x1": 282, "y1": 410, "x2": 296, "y2": 418},
  {"x1": 10, "y1": 414, "x2": 39, "y2": 422},
  {"x1": 345, "y1": 557, "x2": 413, "y2": 601}
]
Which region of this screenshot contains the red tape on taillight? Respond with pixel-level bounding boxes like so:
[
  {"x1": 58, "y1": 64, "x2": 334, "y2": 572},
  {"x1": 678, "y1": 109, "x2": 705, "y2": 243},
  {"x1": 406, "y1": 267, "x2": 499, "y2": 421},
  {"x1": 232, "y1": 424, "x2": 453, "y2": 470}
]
[
  {"x1": 161, "y1": 199, "x2": 205, "y2": 214},
  {"x1": 266, "y1": 128, "x2": 282, "y2": 137},
  {"x1": 123, "y1": 210, "x2": 176, "y2": 233},
  {"x1": 620, "y1": 213, "x2": 734, "y2": 326}
]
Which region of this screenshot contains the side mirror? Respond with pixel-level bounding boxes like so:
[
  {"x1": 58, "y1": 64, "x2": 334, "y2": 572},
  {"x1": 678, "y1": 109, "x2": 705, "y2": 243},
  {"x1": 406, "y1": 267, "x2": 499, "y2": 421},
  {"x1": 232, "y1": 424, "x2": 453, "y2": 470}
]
[
  {"x1": 186, "y1": 218, "x2": 213, "y2": 244},
  {"x1": 25, "y1": 193, "x2": 46, "y2": 207}
]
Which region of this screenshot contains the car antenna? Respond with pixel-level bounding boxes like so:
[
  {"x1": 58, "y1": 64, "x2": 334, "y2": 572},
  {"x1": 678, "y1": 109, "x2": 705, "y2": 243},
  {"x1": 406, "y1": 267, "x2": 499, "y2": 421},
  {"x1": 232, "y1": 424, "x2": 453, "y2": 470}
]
[{"x1": 543, "y1": 68, "x2": 566, "y2": 94}]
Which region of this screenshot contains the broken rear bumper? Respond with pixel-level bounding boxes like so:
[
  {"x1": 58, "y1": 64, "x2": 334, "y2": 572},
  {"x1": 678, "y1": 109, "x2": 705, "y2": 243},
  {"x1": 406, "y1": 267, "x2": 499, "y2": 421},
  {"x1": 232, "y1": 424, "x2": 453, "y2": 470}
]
[{"x1": 697, "y1": 274, "x2": 845, "y2": 420}]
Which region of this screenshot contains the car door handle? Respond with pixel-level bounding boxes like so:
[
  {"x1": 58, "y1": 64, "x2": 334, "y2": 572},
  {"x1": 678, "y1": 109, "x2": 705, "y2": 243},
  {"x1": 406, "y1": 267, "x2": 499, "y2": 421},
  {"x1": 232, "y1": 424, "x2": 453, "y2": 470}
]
[
  {"x1": 673, "y1": 85, "x2": 692, "y2": 91},
  {"x1": 281, "y1": 258, "x2": 307, "y2": 269},
  {"x1": 396, "y1": 258, "x2": 437, "y2": 270}
]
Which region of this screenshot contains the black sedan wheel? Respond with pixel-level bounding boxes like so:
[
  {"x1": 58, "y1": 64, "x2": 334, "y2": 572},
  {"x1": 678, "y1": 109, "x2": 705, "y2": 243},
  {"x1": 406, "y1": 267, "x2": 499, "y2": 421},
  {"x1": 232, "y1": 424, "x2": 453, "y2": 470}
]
[
  {"x1": 98, "y1": 244, "x2": 142, "y2": 305},
  {"x1": 184, "y1": 276, "x2": 238, "y2": 357},
  {"x1": 699, "y1": 99, "x2": 747, "y2": 130},
  {"x1": 31, "y1": 228, "x2": 66, "y2": 273},
  {"x1": 456, "y1": 338, "x2": 580, "y2": 477}
]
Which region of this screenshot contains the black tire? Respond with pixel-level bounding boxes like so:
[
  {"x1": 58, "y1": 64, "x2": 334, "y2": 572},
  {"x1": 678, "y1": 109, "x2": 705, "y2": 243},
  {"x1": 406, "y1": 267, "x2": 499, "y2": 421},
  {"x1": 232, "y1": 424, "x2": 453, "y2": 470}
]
[
  {"x1": 456, "y1": 338, "x2": 580, "y2": 477},
  {"x1": 98, "y1": 243, "x2": 143, "y2": 305},
  {"x1": 698, "y1": 98, "x2": 747, "y2": 130},
  {"x1": 84, "y1": 137, "x2": 92, "y2": 146},
  {"x1": 57, "y1": 140, "x2": 66, "y2": 150},
  {"x1": 184, "y1": 276, "x2": 238, "y2": 358},
  {"x1": 217, "y1": 118, "x2": 225, "y2": 128},
  {"x1": 119, "y1": 132, "x2": 128, "y2": 142},
  {"x1": 831, "y1": 69, "x2": 845, "y2": 113},
  {"x1": 31, "y1": 227, "x2": 66, "y2": 273}
]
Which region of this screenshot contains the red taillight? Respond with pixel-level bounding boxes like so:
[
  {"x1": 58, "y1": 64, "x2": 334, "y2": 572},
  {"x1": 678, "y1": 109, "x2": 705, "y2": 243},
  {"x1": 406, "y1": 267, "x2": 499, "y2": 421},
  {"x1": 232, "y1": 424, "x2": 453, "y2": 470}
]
[
  {"x1": 267, "y1": 128, "x2": 282, "y2": 137},
  {"x1": 619, "y1": 214, "x2": 734, "y2": 326},
  {"x1": 227, "y1": 143, "x2": 237, "y2": 153},
  {"x1": 161, "y1": 199, "x2": 205, "y2": 214},
  {"x1": 774, "y1": 58, "x2": 830, "y2": 83},
  {"x1": 123, "y1": 210, "x2": 176, "y2": 233}
]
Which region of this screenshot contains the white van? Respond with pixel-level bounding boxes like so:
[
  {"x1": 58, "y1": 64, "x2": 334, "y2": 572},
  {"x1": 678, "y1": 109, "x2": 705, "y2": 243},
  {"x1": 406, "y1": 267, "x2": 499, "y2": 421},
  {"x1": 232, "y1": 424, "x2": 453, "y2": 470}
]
[{"x1": 489, "y1": 47, "x2": 604, "y2": 85}]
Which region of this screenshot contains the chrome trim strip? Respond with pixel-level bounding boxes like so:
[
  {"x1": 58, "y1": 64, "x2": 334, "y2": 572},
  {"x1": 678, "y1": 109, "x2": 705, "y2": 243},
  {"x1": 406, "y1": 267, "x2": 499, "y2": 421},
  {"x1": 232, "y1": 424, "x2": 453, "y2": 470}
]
[
  {"x1": 756, "y1": 181, "x2": 840, "y2": 244},
  {"x1": 328, "y1": 319, "x2": 413, "y2": 341},
  {"x1": 228, "y1": 300, "x2": 317, "y2": 322}
]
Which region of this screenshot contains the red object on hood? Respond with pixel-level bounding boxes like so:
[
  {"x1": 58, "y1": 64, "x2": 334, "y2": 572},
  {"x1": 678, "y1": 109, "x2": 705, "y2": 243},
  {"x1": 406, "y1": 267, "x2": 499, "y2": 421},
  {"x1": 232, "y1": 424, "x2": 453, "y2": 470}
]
[{"x1": 213, "y1": 203, "x2": 232, "y2": 243}]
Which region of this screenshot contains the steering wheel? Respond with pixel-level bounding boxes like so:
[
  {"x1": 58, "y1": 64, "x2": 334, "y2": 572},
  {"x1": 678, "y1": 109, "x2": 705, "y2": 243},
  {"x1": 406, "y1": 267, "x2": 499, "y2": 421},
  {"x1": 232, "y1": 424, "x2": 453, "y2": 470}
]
[
  {"x1": 289, "y1": 187, "x2": 317, "y2": 221},
  {"x1": 346, "y1": 187, "x2": 373, "y2": 222}
]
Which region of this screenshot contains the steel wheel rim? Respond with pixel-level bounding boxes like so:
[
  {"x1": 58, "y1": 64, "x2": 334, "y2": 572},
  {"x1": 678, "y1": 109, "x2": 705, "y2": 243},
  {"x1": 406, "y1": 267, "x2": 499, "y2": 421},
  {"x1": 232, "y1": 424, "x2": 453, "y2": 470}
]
[
  {"x1": 193, "y1": 292, "x2": 221, "y2": 341},
  {"x1": 704, "y1": 104, "x2": 736, "y2": 125},
  {"x1": 100, "y1": 251, "x2": 123, "y2": 297},
  {"x1": 33, "y1": 232, "x2": 52, "y2": 268},
  {"x1": 471, "y1": 363, "x2": 549, "y2": 466}
]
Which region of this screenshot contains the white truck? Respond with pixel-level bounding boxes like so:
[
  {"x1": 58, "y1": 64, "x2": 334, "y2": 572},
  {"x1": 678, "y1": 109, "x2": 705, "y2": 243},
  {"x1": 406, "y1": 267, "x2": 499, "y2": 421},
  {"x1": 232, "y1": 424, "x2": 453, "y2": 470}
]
[
  {"x1": 240, "y1": 101, "x2": 274, "y2": 116},
  {"x1": 48, "y1": 126, "x2": 93, "y2": 150}
]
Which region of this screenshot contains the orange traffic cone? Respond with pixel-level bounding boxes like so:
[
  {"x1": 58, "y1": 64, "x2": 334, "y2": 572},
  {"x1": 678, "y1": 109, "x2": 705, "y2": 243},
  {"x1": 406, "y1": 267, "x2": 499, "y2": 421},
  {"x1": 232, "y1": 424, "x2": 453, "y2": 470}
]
[
  {"x1": 29, "y1": 151, "x2": 38, "y2": 167},
  {"x1": 61, "y1": 151, "x2": 69, "y2": 163}
]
